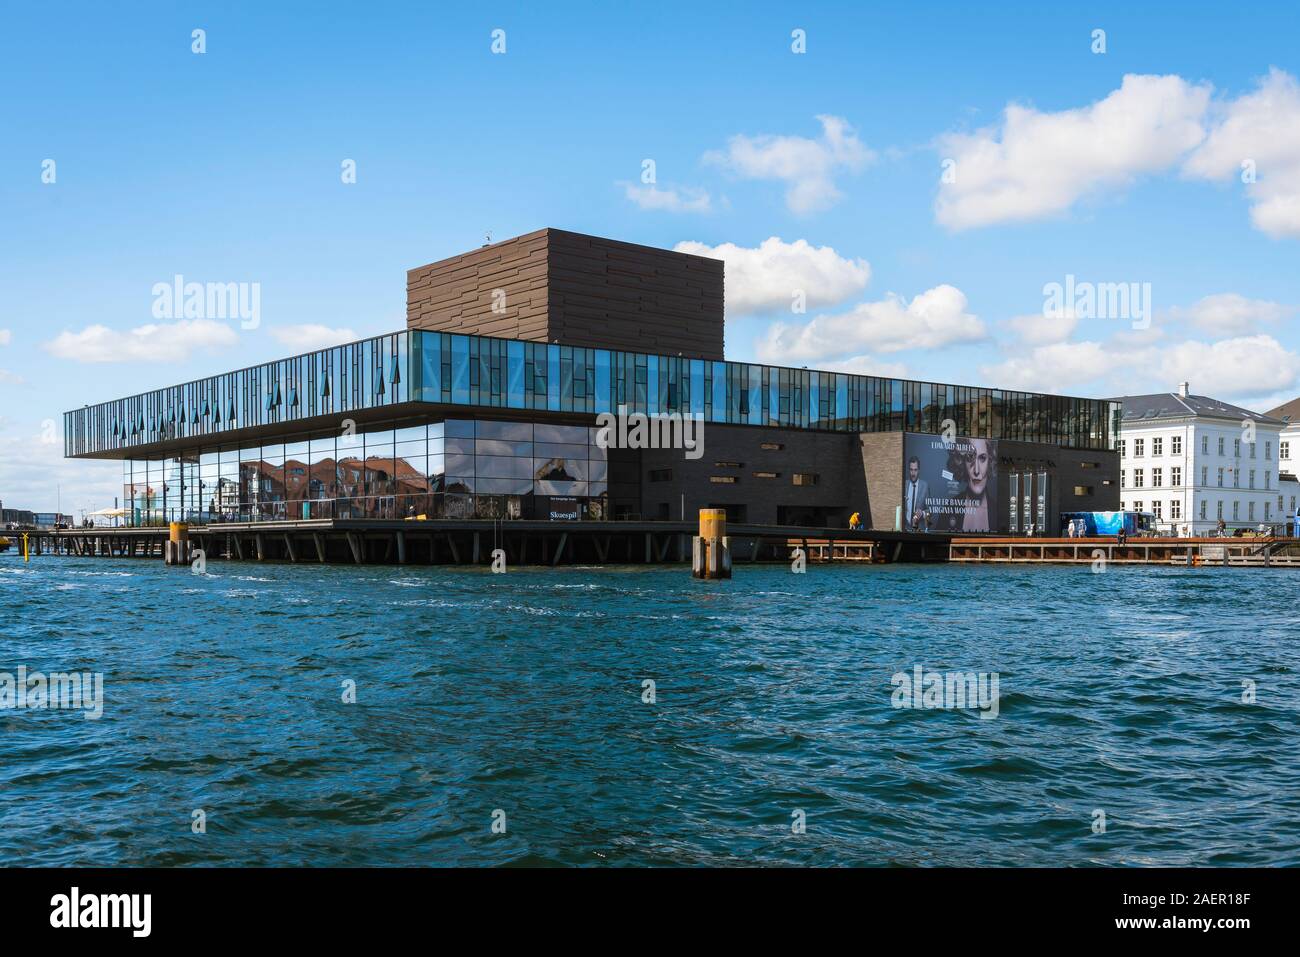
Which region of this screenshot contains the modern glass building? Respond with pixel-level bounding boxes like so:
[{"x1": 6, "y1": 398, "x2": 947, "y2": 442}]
[{"x1": 64, "y1": 229, "x2": 1122, "y2": 531}]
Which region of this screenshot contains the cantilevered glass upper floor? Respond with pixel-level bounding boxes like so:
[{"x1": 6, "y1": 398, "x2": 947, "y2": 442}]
[{"x1": 64, "y1": 328, "x2": 1122, "y2": 458}]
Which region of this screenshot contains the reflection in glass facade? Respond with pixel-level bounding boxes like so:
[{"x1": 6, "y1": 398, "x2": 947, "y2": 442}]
[
  {"x1": 119, "y1": 419, "x2": 610, "y2": 525},
  {"x1": 66, "y1": 329, "x2": 1121, "y2": 457}
]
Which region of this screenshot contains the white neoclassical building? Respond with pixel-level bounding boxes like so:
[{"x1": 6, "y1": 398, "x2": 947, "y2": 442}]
[
  {"x1": 1114, "y1": 382, "x2": 1286, "y2": 535},
  {"x1": 1265, "y1": 395, "x2": 1300, "y2": 534}
]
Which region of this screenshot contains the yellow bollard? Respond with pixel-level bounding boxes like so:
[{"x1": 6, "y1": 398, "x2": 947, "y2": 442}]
[
  {"x1": 166, "y1": 522, "x2": 191, "y2": 565},
  {"x1": 693, "y1": 508, "x2": 731, "y2": 579},
  {"x1": 698, "y1": 508, "x2": 727, "y2": 540},
  {"x1": 22, "y1": 532, "x2": 30, "y2": 563}
]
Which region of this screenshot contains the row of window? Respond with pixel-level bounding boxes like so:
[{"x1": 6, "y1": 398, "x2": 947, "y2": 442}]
[
  {"x1": 1121, "y1": 435, "x2": 1275, "y2": 460},
  {"x1": 651, "y1": 469, "x2": 818, "y2": 485},
  {"x1": 1123, "y1": 466, "x2": 1272, "y2": 489},
  {"x1": 1123, "y1": 498, "x2": 1298, "y2": 523}
]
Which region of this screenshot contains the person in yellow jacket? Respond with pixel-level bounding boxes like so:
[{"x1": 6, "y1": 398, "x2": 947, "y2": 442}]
[{"x1": 849, "y1": 511, "x2": 862, "y2": 530}]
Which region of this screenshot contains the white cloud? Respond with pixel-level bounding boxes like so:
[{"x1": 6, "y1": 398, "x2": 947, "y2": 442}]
[
  {"x1": 981, "y1": 341, "x2": 1109, "y2": 393},
  {"x1": 1184, "y1": 68, "x2": 1300, "y2": 239},
  {"x1": 756, "y1": 284, "x2": 984, "y2": 363},
  {"x1": 267, "y1": 324, "x2": 359, "y2": 352},
  {"x1": 619, "y1": 181, "x2": 712, "y2": 213},
  {"x1": 673, "y1": 236, "x2": 870, "y2": 316},
  {"x1": 936, "y1": 74, "x2": 1211, "y2": 230},
  {"x1": 43, "y1": 319, "x2": 239, "y2": 363},
  {"x1": 1164, "y1": 293, "x2": 1293, "y2": 335},
  {"x1": 705, "y1": 115, "x2": 874, "y2": 214},
  {"x1": 0, "y1": 329, "x2": 11, "y2": 346},
  {"x1": 1144, "y1": 334, "x2": 1300, "y2": 400},
  {"x1": 1001, "y1": 311, "x2": 1079, "y2": 346}
]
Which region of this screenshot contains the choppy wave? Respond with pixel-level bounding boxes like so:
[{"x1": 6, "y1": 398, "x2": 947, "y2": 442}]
[{"x1": 0, "y1": 552, "x2": 1297, "y2": 866}]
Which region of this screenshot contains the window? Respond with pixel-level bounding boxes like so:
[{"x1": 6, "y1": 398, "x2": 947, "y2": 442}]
[
  {"x1": 1081, "y1": 461, "x2": 1100, "y2": 469},
  {"x1": 1171, "y1": 500, "x2": 1181, "y2": 520},
  {"x1": 1201, "y1": 435, "x2": 1208, "y2": 454},
  {"x1": 1265, "y1": 441, "x2": 1271, "y2": 460},
  {"x1": 1200, "y1": 466, "x2": 1207, "y2": 486},
  {"x1": 713, "y1": 461, "x2": 743, "y2": 468},
  {"x1": 648, "y1": 468, "x2": 673, "y2": 483},
  {"x1": 1171, "y1": 467, "x2": 1181, "y2": 486},
  {"x1": 1250, "y1": 441, "x2": 1257, "y2": 459},
  {"x1": 1133, "y1": 438, "x2": 1144, "y2": 457},
  {"x1": 1152, "y1": 437, "x2": 1163, "y2": 456},
  {"x1": 1118, "y1": 440, "x2": 1127, "y2": 457},
  {"x1": 1249, "y1": 469, "x2": 1256, "y2": 489},
  {"x1": 1152, "y1": 500, "x2": 1163, "y2": 519},
  {"x1": 709, "y1": 476, "x2": 737, "y2": 484},
  {"x1": 1233, "y1": 501, "x2": 1240, "y2": 520},
  {"x1": 1217, "y1": 500, "x2": 1223, "y2": 520},
  {"x1": 1200, "y1": 500, "x2": 1207, "y2": 520},
  {"x1": 1133, "y1": 500, "x2": 1143, "y2": 512},
  {"x1": 1282, "y1": 441, "x2": 1290, "y2": 461},
  {"x1": 1217, "y1": 467, "x2": 1224, "y2": 487},
  {"x1": 1265, "y1": 502, "x2": 1271, "y2": 520},
  {"x1": 1120, "y1": 469, "x2": 1126, "y2": 486},
  {"x1": 1248, "y1": 501, "x2": 1255, "y2": 520},
  {"x1": 1234, "y1": 438, "x2": 1241, "y2": 457},
  {"x1": 1233, "y1": 468, "x2": 1239, "y2": 489},
  {"x1": 759, "y1": 442, "x2": 784, "y2": 451},
  {"x1": 1152, "y1": 468, "x2": 1163, "y2": 487},
  {"x1": 1218, "y1": 437, "x2": 1225, "y2": 455},
  {"x1": 1133, "y1": 469, "x2": 1144, "y2": 488},
  {"x1": 792, "y1": 473, "x2": 819, "y2": 486},
  {"x1": 1264, "y1": 471, "x2": 1270, "y2": 489},
  {"x1": 1073, "y1": 485, "x2": 1094, "y2": 496},
  {"x1": 1171, "y1": 435, "x2": 1182, "y2": 455},
  {"x1": 752, "y1": 471, "x2": 779, "y2": 479}
]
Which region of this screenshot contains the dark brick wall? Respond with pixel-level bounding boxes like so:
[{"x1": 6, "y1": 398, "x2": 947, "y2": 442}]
[
  {"x1": 858, "y1": 432, "x2": 904, "y2": 530},
  {"x1": 996, "y1": 441, "x2": 1120, "y2": 532},
  {"x1": 639, "y1": 423, "x2": 856, "y2": 526},
  {"x1": 406, "y1": 228, "x2": 725, "y2": 360},
  {"x1": 632, "y1": 426, "x2": 1118, "y2": 531}
]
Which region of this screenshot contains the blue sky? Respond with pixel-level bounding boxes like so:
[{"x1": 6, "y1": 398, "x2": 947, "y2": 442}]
[{"x1": 2, "y1": 1, "x2": 1299, "y2": 513}]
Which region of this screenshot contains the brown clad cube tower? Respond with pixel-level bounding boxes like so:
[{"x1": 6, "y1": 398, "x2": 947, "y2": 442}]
[{"x1": 405, "y1": 227, "x2": 725, "y2": 360}]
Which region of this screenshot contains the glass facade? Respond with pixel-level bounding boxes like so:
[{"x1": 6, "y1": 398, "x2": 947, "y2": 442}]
[
  {"x1": 119, "y1": 419, "x2": 609, "y2": 525},
  {"x1": 64, "y1": 328, "x2": 1121, "y2": 526},
  {"x1": 65, "y1": 329, "x2": 1121, "y2": 458}
]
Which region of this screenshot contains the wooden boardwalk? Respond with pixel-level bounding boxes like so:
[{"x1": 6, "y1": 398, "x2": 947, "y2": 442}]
[
  {"x1": 950, "y1": 535, "x2": 1300, "y2": 567},
  {"x1": 26, "y1": 520, "x2": 950, "y2": 567}
]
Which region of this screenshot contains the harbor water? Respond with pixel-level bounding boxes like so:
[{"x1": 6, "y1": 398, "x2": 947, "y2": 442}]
[{"x1": 1, "y1": 553, "x2": 1297, "y2": 866}]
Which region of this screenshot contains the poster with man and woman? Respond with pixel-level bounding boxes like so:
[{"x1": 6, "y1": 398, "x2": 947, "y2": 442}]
[{"x1": 902, "y1": 433, "x2": 998, "y2": 533}]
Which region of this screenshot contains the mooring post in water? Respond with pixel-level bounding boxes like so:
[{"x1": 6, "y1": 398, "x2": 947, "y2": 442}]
[
  {"x1": 692, "y1": 508, "x2": 731, "y2": 579},
  {"x1": 164, "y1": 522, "x2": 191, "y2": 566}
]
